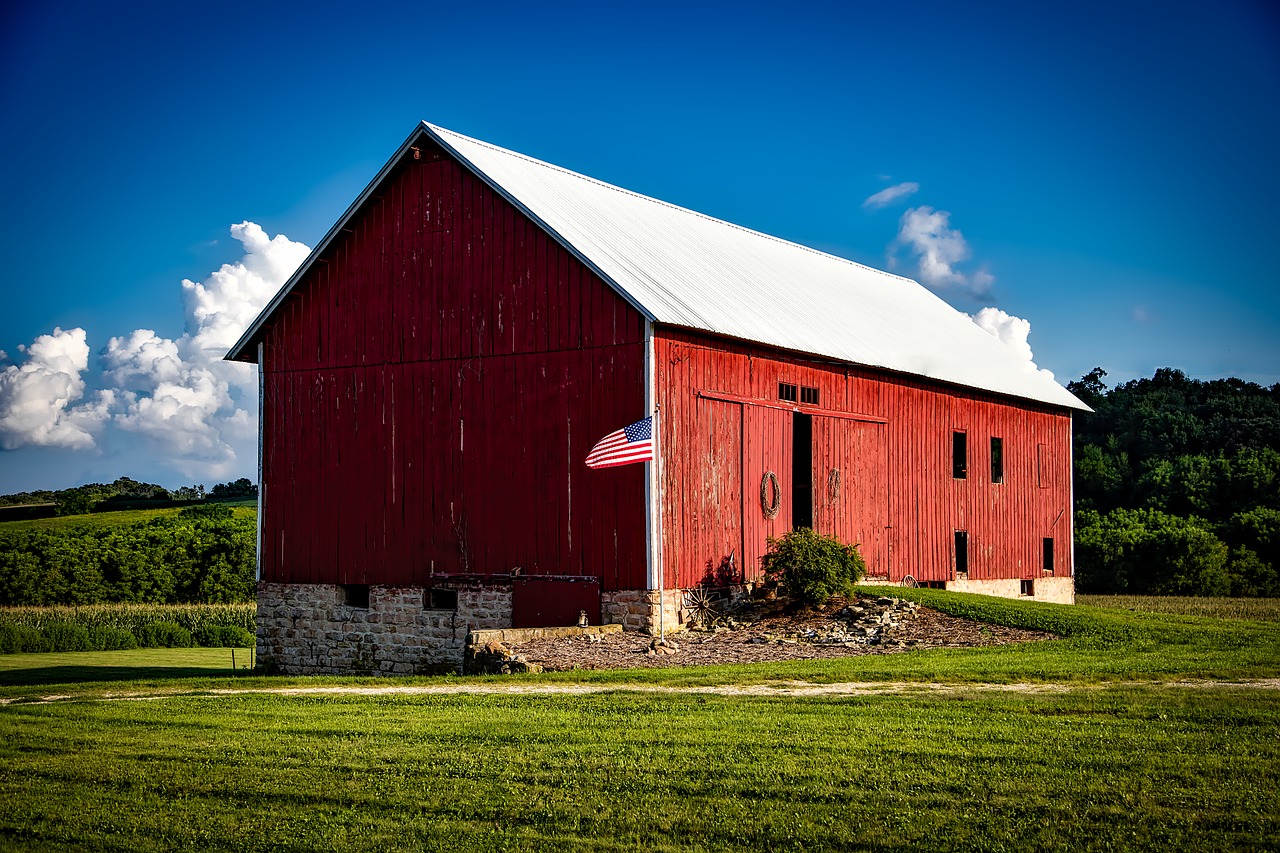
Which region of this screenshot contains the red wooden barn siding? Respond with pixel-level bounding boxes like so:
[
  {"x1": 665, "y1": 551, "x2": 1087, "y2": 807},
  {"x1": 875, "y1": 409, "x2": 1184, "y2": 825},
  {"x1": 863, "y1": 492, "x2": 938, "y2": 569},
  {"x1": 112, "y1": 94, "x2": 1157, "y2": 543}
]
[
  {"x1": 654, "y1": 330, "x2": 1073, "y2": 588},
  {"x1": 258, "y1": 137, "x2": 648, "y2": 590}
]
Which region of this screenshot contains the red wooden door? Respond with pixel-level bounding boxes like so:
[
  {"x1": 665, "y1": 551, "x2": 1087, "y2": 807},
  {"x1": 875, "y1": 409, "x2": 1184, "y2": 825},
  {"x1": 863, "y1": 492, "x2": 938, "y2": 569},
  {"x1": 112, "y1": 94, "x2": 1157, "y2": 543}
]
[
  {"x1": 740, "y1": 404, "x2": 793, "y2": 581},
  {"x1": 813, "y1": 417, "x2": 889, "y2": 576},
  {"x1": 680, "y1": 397, "x2": 745, "y2": 588}
]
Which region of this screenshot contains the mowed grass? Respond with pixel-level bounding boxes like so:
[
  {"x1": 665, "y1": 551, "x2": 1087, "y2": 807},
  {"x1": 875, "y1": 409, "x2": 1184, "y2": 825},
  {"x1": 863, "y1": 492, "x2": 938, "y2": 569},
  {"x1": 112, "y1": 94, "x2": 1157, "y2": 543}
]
[
  {"x1": 1, "y1": 592, "x2": 1279, "y2": 851},
  {"x1": 1078, "y1": 594, "x2": 1280, "y2": 621},
  {"x1": 0, "y1": 647, "x2": 254, "y2": 688},
  {"x1": 1, "y1": 686, "x2": 1277, "y2": 852}
]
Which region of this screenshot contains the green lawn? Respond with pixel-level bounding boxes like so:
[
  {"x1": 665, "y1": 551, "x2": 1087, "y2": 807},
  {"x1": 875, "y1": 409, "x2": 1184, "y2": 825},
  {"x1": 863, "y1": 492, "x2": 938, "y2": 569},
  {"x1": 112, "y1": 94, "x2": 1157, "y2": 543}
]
[
  {"x1": 1, "y1": 592, "x2": 1279, "y2": 851},
  {"x1": 0, "y1": 647, "x2": 255, "y2": 688},
  {"x1": 1, "y1": 685, "x2": 1276, "y2": 852}
]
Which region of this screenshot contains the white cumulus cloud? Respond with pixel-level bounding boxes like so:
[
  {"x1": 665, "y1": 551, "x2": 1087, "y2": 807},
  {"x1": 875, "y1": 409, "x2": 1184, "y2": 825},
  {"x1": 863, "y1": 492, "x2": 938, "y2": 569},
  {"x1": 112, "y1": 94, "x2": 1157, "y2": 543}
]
[
  {"x1": 971, "y1": 307, "x2": 1054, "y2": 380},
  {"x1": 862, "y1": 181, "x2": 919, "y2": 210},
  {"x1": 890, "y1": 206, "x2": 993, "y2": 299},
  {"x1": 0, "y1": 327, "x2": 114, "y2": 450},
  {"x1": 101, "y1": 222, "x2": 310, "y2": 477}
]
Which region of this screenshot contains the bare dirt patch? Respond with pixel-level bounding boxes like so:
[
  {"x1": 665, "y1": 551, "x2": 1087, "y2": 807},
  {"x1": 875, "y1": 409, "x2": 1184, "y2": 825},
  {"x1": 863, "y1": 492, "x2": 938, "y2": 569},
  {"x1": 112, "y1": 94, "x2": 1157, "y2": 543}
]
[{"x1": 507, "y1": 595, "x2": 1052, "y2": 672}]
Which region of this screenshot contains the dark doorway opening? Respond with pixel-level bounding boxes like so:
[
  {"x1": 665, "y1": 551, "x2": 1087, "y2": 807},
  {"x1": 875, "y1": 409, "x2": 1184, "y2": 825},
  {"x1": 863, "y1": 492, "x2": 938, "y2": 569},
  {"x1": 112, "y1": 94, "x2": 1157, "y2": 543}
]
[
  {"x1": 793, "y1": 412, "x2": 813, "y2": 529},
  {"x1": 955, "y1": 531, "x2": 969, "y2": 575}
]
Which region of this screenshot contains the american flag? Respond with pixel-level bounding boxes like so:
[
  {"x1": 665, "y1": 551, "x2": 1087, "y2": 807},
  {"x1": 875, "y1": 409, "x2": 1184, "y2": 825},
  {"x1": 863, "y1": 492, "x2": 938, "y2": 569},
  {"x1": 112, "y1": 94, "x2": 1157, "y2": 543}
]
[{"x1": 585, "y1": 416, "x2": 654, "y2": 469}]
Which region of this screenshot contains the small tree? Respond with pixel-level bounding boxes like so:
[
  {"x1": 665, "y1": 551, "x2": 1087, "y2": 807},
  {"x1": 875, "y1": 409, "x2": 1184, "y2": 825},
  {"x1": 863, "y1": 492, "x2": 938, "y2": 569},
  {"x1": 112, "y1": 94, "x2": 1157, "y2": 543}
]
[{"x1": 761, "y1": 527, "x2": 866, "y2": 607}]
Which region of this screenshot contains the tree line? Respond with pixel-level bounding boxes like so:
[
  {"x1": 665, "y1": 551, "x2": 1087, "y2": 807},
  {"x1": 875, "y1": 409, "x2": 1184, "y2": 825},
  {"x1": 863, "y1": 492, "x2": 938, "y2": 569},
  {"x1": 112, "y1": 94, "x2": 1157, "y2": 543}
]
[
  {"x1": 0, "y1": 476, "x2": 258, "y2": 516},
  {"x1": 1068, "y1": 368, "x2": 1280, "y2": 596}
]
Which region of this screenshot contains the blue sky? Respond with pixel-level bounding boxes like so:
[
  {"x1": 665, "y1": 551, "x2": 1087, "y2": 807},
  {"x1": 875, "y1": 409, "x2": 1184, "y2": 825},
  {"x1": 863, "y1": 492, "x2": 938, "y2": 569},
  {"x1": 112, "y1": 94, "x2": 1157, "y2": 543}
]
[{"x1": 1, "y1": 0, "x2": 1277, "y2": 493}]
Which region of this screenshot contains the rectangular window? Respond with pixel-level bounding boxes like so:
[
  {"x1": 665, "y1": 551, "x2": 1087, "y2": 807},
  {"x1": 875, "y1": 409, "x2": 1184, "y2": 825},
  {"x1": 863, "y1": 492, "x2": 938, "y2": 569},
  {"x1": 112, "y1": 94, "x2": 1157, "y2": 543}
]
[
  {"x1": 341, "y1": 584, "x2": 370, "y2": 609},
  {"x1": 1037, "y1": 443, "x2": 1049, "y2": 488},
  {"x1": 954, "y1": 530, "x2": 968, "y2": 575},
  {"x1": 952, "y1": 431, "x2": 968, "y2": 479},
  {"x1": 1043, "y1": 538, "x2": 1054, "y2": 575},
  {"x1": 800, "y1": 386, "x2": 819, "y2": 405},
  {"x1": 778, "y1": 382, "x2": 798, "y2": 402},
  {"x1": 990, "y1": 437, "x2": 1004, "y2": 483},
  {"x1": 426, "y1": 588, "x2": 458, "y2": 610},
  {"x1": 1020, "y1": 579, "x2": 1035, "y2": 597}
]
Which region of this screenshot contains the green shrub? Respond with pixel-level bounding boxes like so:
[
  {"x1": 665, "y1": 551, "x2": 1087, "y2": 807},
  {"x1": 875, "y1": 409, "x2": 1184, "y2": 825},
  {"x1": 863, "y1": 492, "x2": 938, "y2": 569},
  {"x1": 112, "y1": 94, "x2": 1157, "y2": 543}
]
[
  {"x1": 0, "y1": 623, "x2": 49, "y2": 653},
  {"x1": 194, "y1": 624, "x2": 254, "y2": 648},
  {"x1": 42, "y1": 621, "x2": 92, "y2": 652},
  {"x1": 87, "y1": 625, "x2": 138, "y2": 651},
  {"x1": 761, "y1": 527, "x2": 866, "y2": 607},
  {"x1": 136, "y1": 621, "x2": 193, "y2": 648}
]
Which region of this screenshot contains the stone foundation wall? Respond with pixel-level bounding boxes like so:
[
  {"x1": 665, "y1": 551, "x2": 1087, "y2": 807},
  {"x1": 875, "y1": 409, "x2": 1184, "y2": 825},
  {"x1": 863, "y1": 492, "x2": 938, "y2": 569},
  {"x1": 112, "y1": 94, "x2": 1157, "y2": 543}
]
[
  {"x1": 858, "y1": 575, "x2": 1075, "y2": 605},
  {"x1": 256, "y1": 581, "x2": 513, "y2": 675},
  {"x1": 601, "y1": 588, "x2": 687, "y2": 634},
  {"x1": 945, "y1": 575, "x2": 1075, "y2": 604}
]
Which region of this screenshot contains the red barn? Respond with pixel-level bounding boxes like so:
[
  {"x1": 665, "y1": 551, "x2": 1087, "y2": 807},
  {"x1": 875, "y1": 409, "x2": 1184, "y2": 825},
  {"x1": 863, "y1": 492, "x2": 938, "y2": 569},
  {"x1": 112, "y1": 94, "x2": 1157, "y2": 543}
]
[{"x1": 228, "y1": 122, "x2": 1087, "y2": 675}]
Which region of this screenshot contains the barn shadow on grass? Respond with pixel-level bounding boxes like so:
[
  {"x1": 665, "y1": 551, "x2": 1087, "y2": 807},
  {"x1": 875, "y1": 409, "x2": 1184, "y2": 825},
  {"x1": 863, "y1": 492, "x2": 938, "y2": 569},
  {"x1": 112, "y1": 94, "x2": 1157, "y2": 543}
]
[{"x1": 0, "y1": 663, "x2": 232, "y2": 687}]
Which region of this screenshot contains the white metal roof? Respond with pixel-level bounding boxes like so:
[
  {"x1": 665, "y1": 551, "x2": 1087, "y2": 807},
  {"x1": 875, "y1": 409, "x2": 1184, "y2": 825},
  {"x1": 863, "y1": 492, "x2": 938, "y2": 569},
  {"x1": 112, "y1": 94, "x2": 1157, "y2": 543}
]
[{"x1": 230, "y1": 122, "x2": 1087, "y2": 411}]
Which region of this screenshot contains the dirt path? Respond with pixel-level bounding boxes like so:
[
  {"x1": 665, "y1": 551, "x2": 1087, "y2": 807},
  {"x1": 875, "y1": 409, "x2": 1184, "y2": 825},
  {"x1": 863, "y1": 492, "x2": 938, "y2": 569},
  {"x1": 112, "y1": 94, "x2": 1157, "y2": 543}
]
[{"x1": 6, "y1": 678, "x2": 1280, "y2": 706}]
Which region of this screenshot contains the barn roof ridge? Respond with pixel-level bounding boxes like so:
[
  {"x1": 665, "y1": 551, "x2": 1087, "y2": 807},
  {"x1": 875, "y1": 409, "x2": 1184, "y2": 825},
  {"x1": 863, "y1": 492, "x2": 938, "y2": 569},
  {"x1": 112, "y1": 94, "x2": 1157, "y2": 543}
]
[
  {"x1": 228, "y1": 122, "x2": 1088, "y2": 412},
  {"x1": 425, "y1": 124, "x2": 915, "y2": 286}
]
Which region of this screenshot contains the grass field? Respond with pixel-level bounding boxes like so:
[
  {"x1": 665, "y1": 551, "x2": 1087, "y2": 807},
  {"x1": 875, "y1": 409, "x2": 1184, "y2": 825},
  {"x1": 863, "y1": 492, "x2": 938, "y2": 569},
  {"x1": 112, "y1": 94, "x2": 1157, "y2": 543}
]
[
  {"x1": 1, "y1": 684, "x2": 1276, "y2": 851},
  {"x1": 1078, "y1": 594, "x2": 1280, "y2": 621},
  {"x1": 1, "y1": 593, "x2": 1278, "y2": 851},
  {"x1": 0, "y1": 504, "x2": 256, "y2": 533}
]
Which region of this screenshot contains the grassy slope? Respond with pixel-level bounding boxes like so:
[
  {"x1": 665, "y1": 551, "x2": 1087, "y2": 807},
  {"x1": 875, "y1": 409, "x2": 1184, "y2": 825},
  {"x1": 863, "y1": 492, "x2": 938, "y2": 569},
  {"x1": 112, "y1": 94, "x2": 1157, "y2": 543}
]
[
  {"x1": 1, "y1": 592, "x2": 1279, "y2": 851},
  {"x1": 0, "y1": 504, "x2": 256, "y2": 533}
]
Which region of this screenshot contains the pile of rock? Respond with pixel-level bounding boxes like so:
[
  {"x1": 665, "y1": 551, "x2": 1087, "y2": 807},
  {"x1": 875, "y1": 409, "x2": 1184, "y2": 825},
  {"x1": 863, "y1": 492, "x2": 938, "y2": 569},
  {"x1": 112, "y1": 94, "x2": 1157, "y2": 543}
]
[
  {"x1": 465, "y1": 640, "x2": 544, "y2": 675},
  {"x1": 691, "y1": 595, "x2": 922, "y2": 649}
]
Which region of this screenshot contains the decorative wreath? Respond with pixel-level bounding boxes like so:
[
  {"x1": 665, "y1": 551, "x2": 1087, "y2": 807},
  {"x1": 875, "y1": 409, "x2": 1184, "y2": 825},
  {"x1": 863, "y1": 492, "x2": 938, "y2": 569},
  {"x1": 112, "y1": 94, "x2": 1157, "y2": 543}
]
[{"x1": 760, "y1": 470, "x2": 781, "y2": 519}]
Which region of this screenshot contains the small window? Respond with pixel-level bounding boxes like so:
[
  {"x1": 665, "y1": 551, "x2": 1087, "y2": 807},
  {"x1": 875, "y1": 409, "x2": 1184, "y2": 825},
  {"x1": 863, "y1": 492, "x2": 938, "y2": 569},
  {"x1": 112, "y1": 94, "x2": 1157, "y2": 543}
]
[
  {"x1": 952, "y1": 432, "x2": 968, "y2": 479},
  {"x1": 800, "y1": 386, "x2": 819, "y2": 405},
  {"x1": 1043, "y1": 538, "x2": 1054, "y2": 575},
  {"x1": 778, "y1": 382, "x2": 798, "y2": 402},
  {"x1": 1020, "y1": 579, "x2": 1035, "y2": 597},
  {"x1": 426, "y1": 588, "x2": 458, "y2": 610},
  {"x1": 990, "y1": 437, "x2": 1004, "y2": 483},
  {"x1": 954, "y1": 530, "x2": 968, "y2": 575},
  {"x1": 341, "y1": 584, "x2": 370, "y2": 609}
]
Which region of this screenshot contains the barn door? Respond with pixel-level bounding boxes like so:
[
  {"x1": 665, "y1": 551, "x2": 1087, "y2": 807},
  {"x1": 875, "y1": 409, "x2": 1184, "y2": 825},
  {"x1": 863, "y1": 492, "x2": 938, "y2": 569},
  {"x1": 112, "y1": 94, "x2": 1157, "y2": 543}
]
[
  {"x1": 812, "y1": 417, "x2": 889, "y2": 576},
  {"x1": 740, "y1": 404, "x2": 793, "y2": 581},
  {"x1": 684, "y1": 397, "x2": 744, "y2": 588}
]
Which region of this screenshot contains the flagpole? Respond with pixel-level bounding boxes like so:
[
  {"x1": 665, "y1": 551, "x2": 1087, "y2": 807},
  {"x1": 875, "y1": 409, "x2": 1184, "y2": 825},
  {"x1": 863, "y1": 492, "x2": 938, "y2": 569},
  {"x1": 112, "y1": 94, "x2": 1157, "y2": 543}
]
[{"x1": 654, "y1": 405, "x2": 664, "y2": 642}]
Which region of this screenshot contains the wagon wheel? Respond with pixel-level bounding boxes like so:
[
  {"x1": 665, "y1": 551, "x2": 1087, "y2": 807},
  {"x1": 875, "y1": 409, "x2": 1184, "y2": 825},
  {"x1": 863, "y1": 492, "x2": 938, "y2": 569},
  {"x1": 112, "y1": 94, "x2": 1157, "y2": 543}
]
[
  {"x1": 684, "y1": 588, "x2": 719, "y2": 627},
  {"x1": 901, "y1": 575, "x2": 918, "y2": 588}
]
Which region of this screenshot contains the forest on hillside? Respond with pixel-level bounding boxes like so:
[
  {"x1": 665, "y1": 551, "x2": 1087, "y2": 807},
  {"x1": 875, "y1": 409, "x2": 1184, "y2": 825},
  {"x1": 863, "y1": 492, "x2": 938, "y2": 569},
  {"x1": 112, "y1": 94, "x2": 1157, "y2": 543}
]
[{"x1": 1069, "y1": 368, "x2": 1280, "y2": 596}]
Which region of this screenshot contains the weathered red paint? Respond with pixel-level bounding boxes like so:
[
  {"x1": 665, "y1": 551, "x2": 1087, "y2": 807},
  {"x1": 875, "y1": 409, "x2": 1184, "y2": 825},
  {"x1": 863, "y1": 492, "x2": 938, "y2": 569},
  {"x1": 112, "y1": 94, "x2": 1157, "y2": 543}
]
[
  {"x1": 256, "y1": 137, "x2": 647, "y2": 590},
  {"x1": 247, "y1": 132, "x2": 1074, "y2": 603},
  {"x1": 655, "y1": 330, "x2": 1073, "y2": 588}
]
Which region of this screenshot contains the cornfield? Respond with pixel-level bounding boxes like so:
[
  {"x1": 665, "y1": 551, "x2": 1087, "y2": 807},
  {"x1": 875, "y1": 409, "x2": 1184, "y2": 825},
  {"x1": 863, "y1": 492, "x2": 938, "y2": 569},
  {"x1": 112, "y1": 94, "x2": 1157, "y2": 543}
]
[
  {"x1": 0, "y1": 603, "x2": 255, "y2": 635},
  {"x1": 1077, "y1": 595, "x2": 1280, "y2": 622}
]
